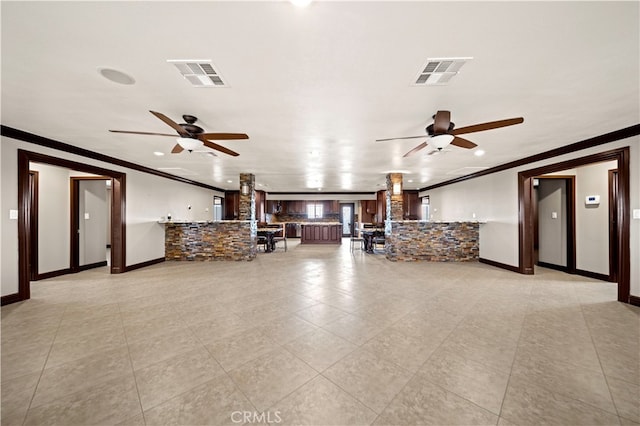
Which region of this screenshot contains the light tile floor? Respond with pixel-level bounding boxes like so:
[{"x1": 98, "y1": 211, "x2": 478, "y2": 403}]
[{"x1": 1, "y1": 239, "x2": 639, "y2": 425}]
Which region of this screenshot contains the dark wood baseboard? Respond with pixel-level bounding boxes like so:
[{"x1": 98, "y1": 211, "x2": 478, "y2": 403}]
[
  {"x1": 34, "y1": 268, "x2": 73, "y2": 281},
  {"x1": 574, "y1": 269, "x2": 611, "y2": 282},
  {"x1": 479, "y1": 257, "x2": 522, "y2": 273},
  {"x1": 629, "y1": 295, "x2": 640, "y2": 307},
  {"x1": 78, "y1": 261, "x2": 108, "y2": 272},
  {"x1": 1, "y1": 292, "x2": 23, "y2": 306},
  {"x1": 125, "y1": 257, "x2": 165, "y2": 272}
]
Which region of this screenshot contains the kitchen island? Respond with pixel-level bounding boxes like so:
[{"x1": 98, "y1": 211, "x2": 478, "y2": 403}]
[{"x1": 300, "y1": 222, "x2": 342, "y2": 244}]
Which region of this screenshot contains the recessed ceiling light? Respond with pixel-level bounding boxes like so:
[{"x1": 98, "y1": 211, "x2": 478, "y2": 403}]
[
  {"x1": 97, "y1": 67, "x2": 135, "y2": 85},
  {"x1": 227, "y1": 180, "x2": 233, "y2": 183},
  {"x1": 407, "y1": 179, "x2": 414, "y2": 183},
  {"x1": 290, "y1": 0, "x2": 312, "y2": 7},
  {"x1": 474, "y1": 149, "x2": 486, "y2": 157},
  {"x1": 153, "y1": 151, "x2": 164, "y2": 156}
]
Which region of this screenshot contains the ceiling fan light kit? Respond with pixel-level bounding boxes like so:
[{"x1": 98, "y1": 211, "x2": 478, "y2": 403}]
[
  {"x1": 429, "y1": 134, "x2": 455, "y2": 150},
  {"x1": 109, "y1": 110, "x2": 247, "y2": 156},
  {"x1": 376, "y1": 110, "x2": 523, "y2": 158},
  {"x1": 176, "y1": 138, "x2": 201, "y2": 152}
]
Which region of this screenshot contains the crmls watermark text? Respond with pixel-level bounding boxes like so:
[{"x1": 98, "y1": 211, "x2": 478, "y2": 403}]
[{"x1": 231, "y1": 411, "x2": 282, "y2": 424}]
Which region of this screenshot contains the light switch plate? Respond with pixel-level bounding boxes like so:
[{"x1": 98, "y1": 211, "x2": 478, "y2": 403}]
[
  {"x1": 9, "y1": 209, "x2": 18, "y2": 220},
  {"x1": 633, "y1": 209, "x2": 640, "y2": 219},
  {"x1": 84, "y1": 213, "x2": 90, "y2": 220}
]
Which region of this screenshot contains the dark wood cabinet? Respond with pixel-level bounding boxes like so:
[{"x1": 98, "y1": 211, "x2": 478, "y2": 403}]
[
  {"x1": 360, "y1": 200, "x2": 377, "y2": 223},
  {"x1": 255, "y1": 190, "x2": 266, "y2": 223},
  {"x1": 266, "y1": 200, "x2": 282, "y2": 215},
  {"x1": 301, "y1": 224, "x2": 341, "y2": 244},
  {"x1": 324, "y1": 200, "x2": 340, "y2": 215},
  {"x1": 376, "y1": 190, "x2": 387, "y2": 223},
  {"x1": 403, "y1": 190, "x2": 420, "y2": 219},
  {"x1": 285, "y1": 223, "x2": 298, "y2": 238},
  {"x1": 286, "y1": 200, "x2": 307, "y2": 214},
  {"x1": 224, "y1": 191, "x2": 240, "y2": 220}
]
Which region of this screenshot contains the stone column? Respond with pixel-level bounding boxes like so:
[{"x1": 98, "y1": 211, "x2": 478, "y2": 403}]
[
  {"x1": 386, "y1": 173, "x2": 404, "y2": 221},
  {"x1": 238, "y1": 173, "x2": 255, "y2": 221}
]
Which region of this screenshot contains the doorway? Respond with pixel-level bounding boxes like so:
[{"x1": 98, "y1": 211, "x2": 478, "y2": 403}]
[
  {"x1": 534, "y1": 176, "x2": 576, "y2": 273},
  {"x1": 340, "y1": 203, "x2": 354, "y2": 237},
  {"x1": 70, "y1": 177, "x2": 111, "y2": 273},
  {"x1": 15, "y1": 150, "x2": 126, "y2": 303},
  {"x1": 518, "y1": 147, "x2": 630, "y2": 303}
]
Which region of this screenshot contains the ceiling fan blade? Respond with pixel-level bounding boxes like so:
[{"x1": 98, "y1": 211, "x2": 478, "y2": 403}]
[
  {"x1": 109, "y1": 130, "x2": 177, "y2": 137},
  {"x1": 376, "y1": 135, "x2": 426, "y2": 142},
  {"x1": 452, "y1": 117, "x2": 524, "y2": 135},
  {"x1": 402, "y1": 141, "x2": 428, "y2": 157},
  {"x1": 433, "y1": 110, "x2": 451, "y2": 134},
  {"x1": 171, "y1": 144, "x2": 184, "y2": 154},
  {"x1": 149, "y1": 110, "x2": 190, "y2": 136},
  {"x1": 201, "y1": 140, "x2": 240, "y2": 157},
  {"x1": 450, "y1": 136, "x2": 478, "y2": 149},
  {"x1": 199, "y1": 133, "x2": 249, "y2": 140}
]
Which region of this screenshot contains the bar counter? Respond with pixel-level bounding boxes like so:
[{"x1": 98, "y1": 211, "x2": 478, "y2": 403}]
[{"x1": 385, "y1": 220, "x2": 482, "y2": 262}]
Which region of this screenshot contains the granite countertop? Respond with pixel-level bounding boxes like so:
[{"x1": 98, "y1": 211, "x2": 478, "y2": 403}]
[
  {"x1": 158, "y1": 220, "x2": 253, "y2": 224},
  {"x1": 389, "y1": 220, "x2": 487, "y2": 224}
]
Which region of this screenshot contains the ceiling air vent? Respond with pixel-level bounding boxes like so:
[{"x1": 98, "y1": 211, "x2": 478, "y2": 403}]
[
  {"x1": 167, "y1": 59, "x2": 228, "y2": 87},
  {"x1": 413, "y1": 57, "x2": 472, "y2": 86}
]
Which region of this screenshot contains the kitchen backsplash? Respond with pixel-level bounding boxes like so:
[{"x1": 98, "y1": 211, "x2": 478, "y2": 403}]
[{"x1": 271, "y1": 213, "x2": 340, "y2": 223}]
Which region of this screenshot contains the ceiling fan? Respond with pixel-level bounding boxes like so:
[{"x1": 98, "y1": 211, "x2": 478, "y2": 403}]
[
  {"x1": 109, "y1": 110, "x2": 248, "y2": 156},
  {"x1": 376, "y1": 110, "x2": 523, "y2": 157}
]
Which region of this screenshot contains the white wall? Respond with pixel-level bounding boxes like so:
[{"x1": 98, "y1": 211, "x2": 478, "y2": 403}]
[
  {"x1": 1, "y1": 136, "x2": 221, "y2": 296},
  {"x1": 78, "y1": 180, "x2": 108, "y2": 266},
  {"x1": 125, "y1": 169, "x2": 217, "y2": 265},
  {"x1": 423, "y1": 137, "x2": 640, "y2": 296},
  {"x1": 575, "y1": 161, "x2": 617, "y2": 275},
  {"x1": 537, "y1": 179, "x2": 567, "y2": 267},
  {"x1": 29, "y1": 163, "x2": 71, "y2": 274}
]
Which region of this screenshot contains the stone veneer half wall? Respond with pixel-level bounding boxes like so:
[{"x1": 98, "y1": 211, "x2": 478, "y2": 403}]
[
  {"x1": 385, "y1": 221, "x2": 480, "y2": 262},
  {"x1": 164, "y1": 221, "x2": 256, "y2": 261}
]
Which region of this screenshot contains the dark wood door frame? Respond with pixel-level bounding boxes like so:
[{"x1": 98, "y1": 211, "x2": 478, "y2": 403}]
[
  {"x1": 16, "y1": 149, "x2": 126, "y2": 303},
  {"x1": 608, "y1": 169, "x2": 619, "y2": 283},
  {"x1": 533, "y1": 176, "x2": 576, "y2": 274},
  {"x1": 518, "y1": 147, "x2": 630, "y2": 303},
  {"x1": 28, "y1": 171, "x2": 39, "y2": 281}
]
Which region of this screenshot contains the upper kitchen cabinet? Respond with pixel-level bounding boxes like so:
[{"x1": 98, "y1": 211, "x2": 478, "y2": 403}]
[
  {"x1": 224, "y1": 191, "x2": 240, "y2": 220},
  {"x1": 376, "y1": 190, "x2": 387, "y2": 223},
  {"x1": 287, "y1": 200, "x2": 307, "y2": 214},
  {"x1": 255, "y1": 190, "x2": 266, "y2": 223},
  {"x1": 266, "y1": 200, "x2": 281, "y2": 215},
  {"x1": 324, "y1": 200, "x2": 340, "y2": 215},
  {"x1": 360, "y1": 200, "x2": 377, "y2": 223},
  {"x1": 403, "y1": 190, "x2": 420, "y2": 219}
]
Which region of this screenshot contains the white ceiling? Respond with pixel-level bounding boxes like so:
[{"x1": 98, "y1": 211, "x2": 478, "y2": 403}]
[{"x1": 2, "y1": 1, "x2": 638, "y2": 193}]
